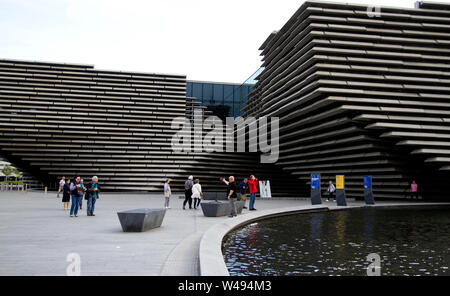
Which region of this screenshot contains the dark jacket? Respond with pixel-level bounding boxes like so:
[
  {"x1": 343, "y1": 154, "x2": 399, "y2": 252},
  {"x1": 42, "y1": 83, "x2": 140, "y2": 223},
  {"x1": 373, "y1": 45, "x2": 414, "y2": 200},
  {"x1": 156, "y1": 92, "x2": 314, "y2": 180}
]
[
  {"x1": 63, "y1": 183, "x2": 71, "y2": 199},
  {"x1": 85, "y1": 181, "x2": 100, "y2": 199},
  {"x1": 238, "y1": 181, "x2": 248, "y2": 194}
]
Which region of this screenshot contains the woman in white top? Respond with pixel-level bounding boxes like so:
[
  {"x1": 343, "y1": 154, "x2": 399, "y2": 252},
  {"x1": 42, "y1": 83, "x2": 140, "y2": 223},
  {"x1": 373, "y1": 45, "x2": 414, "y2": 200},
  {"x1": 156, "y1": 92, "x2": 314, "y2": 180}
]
[
  {"x1": 191, "y1": 179, "x2": 203, "y2": 209},
  {"x1": 164, "y1": 179, "x2": 171, "y2": 209}
]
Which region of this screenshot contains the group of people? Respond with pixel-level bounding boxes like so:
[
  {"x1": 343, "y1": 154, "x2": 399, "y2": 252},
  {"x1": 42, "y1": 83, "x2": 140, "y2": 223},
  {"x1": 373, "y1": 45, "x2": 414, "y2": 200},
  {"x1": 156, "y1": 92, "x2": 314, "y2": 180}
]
[
  {"x1": 57, "y1": 175, "x2": 100, "y2": 217},
  {"x1": 163, "y1": 174, "x2": 259, "y2": 218}
]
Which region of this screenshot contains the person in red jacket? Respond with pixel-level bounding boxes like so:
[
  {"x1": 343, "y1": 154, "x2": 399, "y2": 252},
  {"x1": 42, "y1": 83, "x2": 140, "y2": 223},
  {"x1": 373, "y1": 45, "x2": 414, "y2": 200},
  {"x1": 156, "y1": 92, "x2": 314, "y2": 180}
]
[{"x1": 247, "y1": 175, "x2": 258, "y2": 211}]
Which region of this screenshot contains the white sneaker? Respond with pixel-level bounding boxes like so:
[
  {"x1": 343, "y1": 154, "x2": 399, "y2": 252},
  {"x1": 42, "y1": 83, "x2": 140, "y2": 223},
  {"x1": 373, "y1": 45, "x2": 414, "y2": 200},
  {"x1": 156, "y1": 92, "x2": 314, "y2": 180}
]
[{"x1": 326, "y1": 199, "x2": 329, "y2": 202}]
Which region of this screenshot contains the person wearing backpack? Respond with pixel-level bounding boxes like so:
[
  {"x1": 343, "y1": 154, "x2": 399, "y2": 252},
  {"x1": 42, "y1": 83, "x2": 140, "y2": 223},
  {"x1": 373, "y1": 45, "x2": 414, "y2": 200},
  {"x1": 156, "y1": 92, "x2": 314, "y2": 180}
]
[
  {"x1": 327, "y1": 180, "x2": 336, "y2": 202},
  {"x1": 183, "y1": 175, "x2": 194, "y2": 210}
]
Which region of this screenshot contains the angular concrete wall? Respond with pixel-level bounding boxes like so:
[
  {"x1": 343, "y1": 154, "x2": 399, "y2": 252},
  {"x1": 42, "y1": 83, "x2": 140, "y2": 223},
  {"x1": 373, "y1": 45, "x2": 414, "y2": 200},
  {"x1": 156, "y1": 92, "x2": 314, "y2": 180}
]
[
  {"x1": 0, "y1": 59, "x2": 300, "y2": 194},
  {"x1": 246, "y1": 1, "x2": 450, "y2": 200}
]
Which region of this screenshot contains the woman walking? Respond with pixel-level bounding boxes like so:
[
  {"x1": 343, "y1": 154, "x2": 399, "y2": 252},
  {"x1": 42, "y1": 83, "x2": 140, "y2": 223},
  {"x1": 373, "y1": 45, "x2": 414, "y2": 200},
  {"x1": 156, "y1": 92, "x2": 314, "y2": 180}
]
[
  {"x1": 164, "y1": 179, "x2": 171, "y2": 209},
  {"x1": 191, "y1": 179, "x2": 203, "y2": 209},
  {"x1": 62, "y1": 179, "x2": 71, "y2": 210}
]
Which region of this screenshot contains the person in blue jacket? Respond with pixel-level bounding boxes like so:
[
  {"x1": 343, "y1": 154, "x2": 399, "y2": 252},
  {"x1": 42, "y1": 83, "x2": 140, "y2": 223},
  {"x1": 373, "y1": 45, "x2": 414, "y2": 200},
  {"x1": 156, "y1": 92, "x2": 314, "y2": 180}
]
[{"x1": 238, "y1": 178, "x2": 249, "y2": 209}]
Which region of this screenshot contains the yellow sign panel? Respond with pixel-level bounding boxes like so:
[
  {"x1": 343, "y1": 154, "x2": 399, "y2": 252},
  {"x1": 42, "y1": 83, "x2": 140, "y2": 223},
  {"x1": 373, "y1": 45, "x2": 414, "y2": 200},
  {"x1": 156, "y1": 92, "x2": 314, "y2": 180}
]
[{"x1": 336, "y1": 175, "x2": 344, "y2": 189}]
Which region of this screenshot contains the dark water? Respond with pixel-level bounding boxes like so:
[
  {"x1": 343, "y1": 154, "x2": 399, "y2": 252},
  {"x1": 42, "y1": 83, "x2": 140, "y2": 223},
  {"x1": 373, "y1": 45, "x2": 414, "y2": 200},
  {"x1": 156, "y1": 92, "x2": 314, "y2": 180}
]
[{"x1": 222, "y1": 207, "x2": 450, "y2": 276}]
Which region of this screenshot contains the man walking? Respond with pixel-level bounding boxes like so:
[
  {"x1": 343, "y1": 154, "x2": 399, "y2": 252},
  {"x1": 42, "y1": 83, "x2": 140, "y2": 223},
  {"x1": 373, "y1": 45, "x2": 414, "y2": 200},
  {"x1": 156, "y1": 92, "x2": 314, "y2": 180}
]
[
  {"x1": 327, "y1": 180, "x2": 336, "y2": 202},
  {"x1": 221, "y1": 176, "x2": 238, "y2": 218},
  {"x1": 86, "y1": 176, "x2": 100, "y2": 216},
  {"x1": 57, "y1": 176, "x2": 65, "y2": 198},
  {"x1": 238, "y1": 178, "x2": 249, "y2": 209},
  {"x1": 247, "y1": 175, "x2": 258, "y2": 211},
  {"x1": 183, "y1": 175, "x2": 194, "y2": 210}
]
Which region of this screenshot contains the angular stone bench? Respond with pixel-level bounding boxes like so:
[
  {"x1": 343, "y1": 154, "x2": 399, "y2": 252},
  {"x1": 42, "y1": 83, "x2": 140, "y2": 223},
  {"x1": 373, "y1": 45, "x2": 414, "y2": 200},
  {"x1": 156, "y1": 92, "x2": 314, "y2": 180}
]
[
  {"x1": 117, "y1": 208, "x2": 166, "y2": 232},
  {"x1": 200, "y1": 200, "x2": 245, "y2": 217},
  {"x1": 202, "y1": 191, "x2": 227, "y2": 200}
]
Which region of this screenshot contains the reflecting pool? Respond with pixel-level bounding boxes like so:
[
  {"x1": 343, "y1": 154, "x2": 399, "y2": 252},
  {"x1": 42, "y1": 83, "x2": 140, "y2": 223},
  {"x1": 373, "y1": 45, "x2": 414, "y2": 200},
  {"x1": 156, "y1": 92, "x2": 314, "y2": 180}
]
[{"x1": 222, "y1": 206, "x2": 450, "y2": 276}]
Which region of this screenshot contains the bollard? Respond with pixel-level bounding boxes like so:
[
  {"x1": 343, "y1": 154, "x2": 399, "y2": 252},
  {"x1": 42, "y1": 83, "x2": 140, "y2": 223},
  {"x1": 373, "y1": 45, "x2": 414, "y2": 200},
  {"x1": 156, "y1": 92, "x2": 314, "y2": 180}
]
[
  {"x1": 335, "y1": 175, "x2": 347, "y2": 206},
  {"x1": 364, "y1": 176, "x2": 375, "y2": 205},
  {"x1": 45, "y1": 186, "x2": 48, "y2": 194},
  {"x1": 25, "y1": 184, "x2": 28, "y2": 192},
  {"x1": 310, "y1": 173, "x2": 322, "y2": 205}
]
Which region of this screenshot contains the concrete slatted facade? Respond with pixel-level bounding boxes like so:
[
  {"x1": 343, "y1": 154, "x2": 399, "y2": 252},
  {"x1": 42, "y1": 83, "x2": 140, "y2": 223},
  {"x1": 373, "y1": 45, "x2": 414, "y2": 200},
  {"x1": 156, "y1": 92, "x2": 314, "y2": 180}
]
[
  {"x1": 0, "y1": 59, "x2": 298, "y2": 194},
  {"x1": 246, "y1": 1, "x2": 450, "y2": 200}
]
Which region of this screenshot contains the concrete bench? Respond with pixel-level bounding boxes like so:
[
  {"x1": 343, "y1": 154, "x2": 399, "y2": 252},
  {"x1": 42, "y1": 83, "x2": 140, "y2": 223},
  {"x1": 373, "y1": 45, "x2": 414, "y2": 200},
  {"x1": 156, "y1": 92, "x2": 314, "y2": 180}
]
[
  {"x1": 200, "y1": 200, "x2": 245, "y2": 217},
  {"x1": 117, "y1": 208, "x2": 166, "y2": 232},
  {"x1": 202, "y1": 191, "x2": 227, "y2": 200}
]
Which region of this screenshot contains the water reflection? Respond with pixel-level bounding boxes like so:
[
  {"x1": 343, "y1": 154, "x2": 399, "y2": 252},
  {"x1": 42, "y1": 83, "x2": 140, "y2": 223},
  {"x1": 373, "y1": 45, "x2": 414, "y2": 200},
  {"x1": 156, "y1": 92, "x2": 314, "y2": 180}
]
[
  {"x1": 309, "y1": 213, "x2": 323, "y2": 247},
  {"x1": 222, "y1": 207, "x2": 450, "y2": 276}
]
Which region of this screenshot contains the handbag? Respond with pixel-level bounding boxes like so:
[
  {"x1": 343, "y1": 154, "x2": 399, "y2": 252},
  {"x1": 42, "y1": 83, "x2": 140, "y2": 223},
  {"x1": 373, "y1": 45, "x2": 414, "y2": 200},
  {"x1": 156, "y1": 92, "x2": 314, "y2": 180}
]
[{"x1": 164, "y1": 191, "x2": 170, "y2": 198}]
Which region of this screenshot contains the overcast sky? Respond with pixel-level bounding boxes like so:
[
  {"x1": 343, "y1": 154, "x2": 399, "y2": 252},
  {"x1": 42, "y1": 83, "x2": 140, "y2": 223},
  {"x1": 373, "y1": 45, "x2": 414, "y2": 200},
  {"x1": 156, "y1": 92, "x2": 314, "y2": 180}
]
[{"x1": 0, "y1": 0, "x2": 442, "y2": 83}]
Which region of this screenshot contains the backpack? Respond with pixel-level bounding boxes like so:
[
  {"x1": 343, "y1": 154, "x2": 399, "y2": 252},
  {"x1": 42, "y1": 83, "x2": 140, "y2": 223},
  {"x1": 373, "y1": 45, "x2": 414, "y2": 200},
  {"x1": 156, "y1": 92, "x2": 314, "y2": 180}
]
[{"x1": 185, "y1": 180, "x2": 192, "y2": 190}]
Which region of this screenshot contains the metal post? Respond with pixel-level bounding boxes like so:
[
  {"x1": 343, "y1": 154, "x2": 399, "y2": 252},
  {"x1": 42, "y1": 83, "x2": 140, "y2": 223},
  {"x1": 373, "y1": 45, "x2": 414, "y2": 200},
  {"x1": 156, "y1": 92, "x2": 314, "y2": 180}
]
[{"x1": 45, "y1": 186, "x2": 47, "y2": 194}]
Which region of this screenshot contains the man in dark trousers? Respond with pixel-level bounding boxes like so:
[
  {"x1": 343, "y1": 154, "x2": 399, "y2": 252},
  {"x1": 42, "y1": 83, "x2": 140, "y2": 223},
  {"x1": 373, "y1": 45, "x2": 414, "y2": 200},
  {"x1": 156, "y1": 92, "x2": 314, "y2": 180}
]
[
  {"x1": 221, "y1": 176, "x2": 238, "y2": 218},
  {"x1": 85, "y1": 176, "x2": 100, "y2": 216},
  {"x1": 183, "y1": 175, "x2": 194, "y2": 210}
]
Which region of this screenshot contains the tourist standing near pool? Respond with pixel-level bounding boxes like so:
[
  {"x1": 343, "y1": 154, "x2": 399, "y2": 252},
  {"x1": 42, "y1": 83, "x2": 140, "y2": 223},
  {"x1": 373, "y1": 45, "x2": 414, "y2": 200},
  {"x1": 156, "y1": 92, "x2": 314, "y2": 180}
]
[
  {"x1": 85, "y1": 176, "x2": 100, "y2": 216},
  {"x1": 411, "y1": 180, "x2": 419, "y2": 200},
  {"x1": 164, "y1": 179, "x2": 171, "y2": 209},
  {"x1": 183, "y1": 175, "x2": 194, "y2": 210},
  {"x1": 62, "y1": 179, "x2": 71, "y2": 210},
  {"x1": 57, "y1": 176, "x2": 65, "y2": 198},
  {"x1": 238, "y1": 178, "x2": 249, "y2": 209},
  {"x1": 221, "y1": 176, "x2": 238, "y2": 218},
  {"x1": 70, "y1": 176, "x2": 84, "y2": 217},
  {"x1": 248, "y1": 175, "x2": 258, "y2": 211},
  {"x1": 191, "y1": 179, "x2": 203, "y2": 209},
  {"x1": 327, "y1": 180, "x2": 336, "y2": 202}
]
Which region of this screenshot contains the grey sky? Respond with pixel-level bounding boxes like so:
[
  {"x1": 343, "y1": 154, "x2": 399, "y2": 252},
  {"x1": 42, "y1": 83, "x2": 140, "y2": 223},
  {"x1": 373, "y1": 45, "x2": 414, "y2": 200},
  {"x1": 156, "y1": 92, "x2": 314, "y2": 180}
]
[{"x1": 0, "y1": 0, "x2": 442, "y2": 83}]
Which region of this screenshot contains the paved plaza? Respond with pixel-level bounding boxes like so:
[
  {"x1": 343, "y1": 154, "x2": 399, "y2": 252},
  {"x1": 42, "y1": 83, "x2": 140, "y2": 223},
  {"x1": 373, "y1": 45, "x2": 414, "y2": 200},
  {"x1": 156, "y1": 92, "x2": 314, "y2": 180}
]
[{"x1": 0, "y1": 191, "x2": 442, "y2": 276}]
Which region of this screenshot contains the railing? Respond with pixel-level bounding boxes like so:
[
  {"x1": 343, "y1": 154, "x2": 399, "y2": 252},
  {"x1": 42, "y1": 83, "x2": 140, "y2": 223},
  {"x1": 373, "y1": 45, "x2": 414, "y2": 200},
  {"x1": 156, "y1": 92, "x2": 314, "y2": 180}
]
[{"x1": 0, "y1": 181, "x2": 28, "y2": 192}]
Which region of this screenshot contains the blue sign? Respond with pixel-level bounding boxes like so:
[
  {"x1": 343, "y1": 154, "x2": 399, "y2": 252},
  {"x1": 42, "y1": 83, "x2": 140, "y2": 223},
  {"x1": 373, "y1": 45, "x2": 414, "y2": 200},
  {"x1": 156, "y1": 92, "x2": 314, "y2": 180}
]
[
  {"x1": 364, "y1": 176, "x2": 372, "y2": 189},
  {"x1": 311, "y1": 174, "x2": 320, "y2": 190}
]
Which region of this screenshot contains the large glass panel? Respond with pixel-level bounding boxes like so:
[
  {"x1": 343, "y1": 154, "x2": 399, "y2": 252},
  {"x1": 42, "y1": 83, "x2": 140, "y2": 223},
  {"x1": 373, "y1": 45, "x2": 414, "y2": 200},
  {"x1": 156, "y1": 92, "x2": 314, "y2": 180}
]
[
  {"x1": 186, "y1": 82, "x2": 193, "y2": 97},
  {"x1": 192, "y1": 82, "x2": 203, "y2": 101},
  {"x1": 223, "y1": 85, "x2": 234, "y2": 104},
  {"x1": 213, "y1": 84, "x2": 224, "y2": 105},
  {"x1": 203, "y1": 83, "x2": 213, "y2": 104}
]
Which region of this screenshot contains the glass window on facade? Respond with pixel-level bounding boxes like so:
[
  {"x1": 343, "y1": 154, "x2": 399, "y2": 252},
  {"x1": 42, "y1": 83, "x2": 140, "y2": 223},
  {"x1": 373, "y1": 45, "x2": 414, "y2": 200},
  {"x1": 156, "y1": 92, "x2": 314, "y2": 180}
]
[{"x1": 186, "y1": 81, "x2": 253, "y2": 118}]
